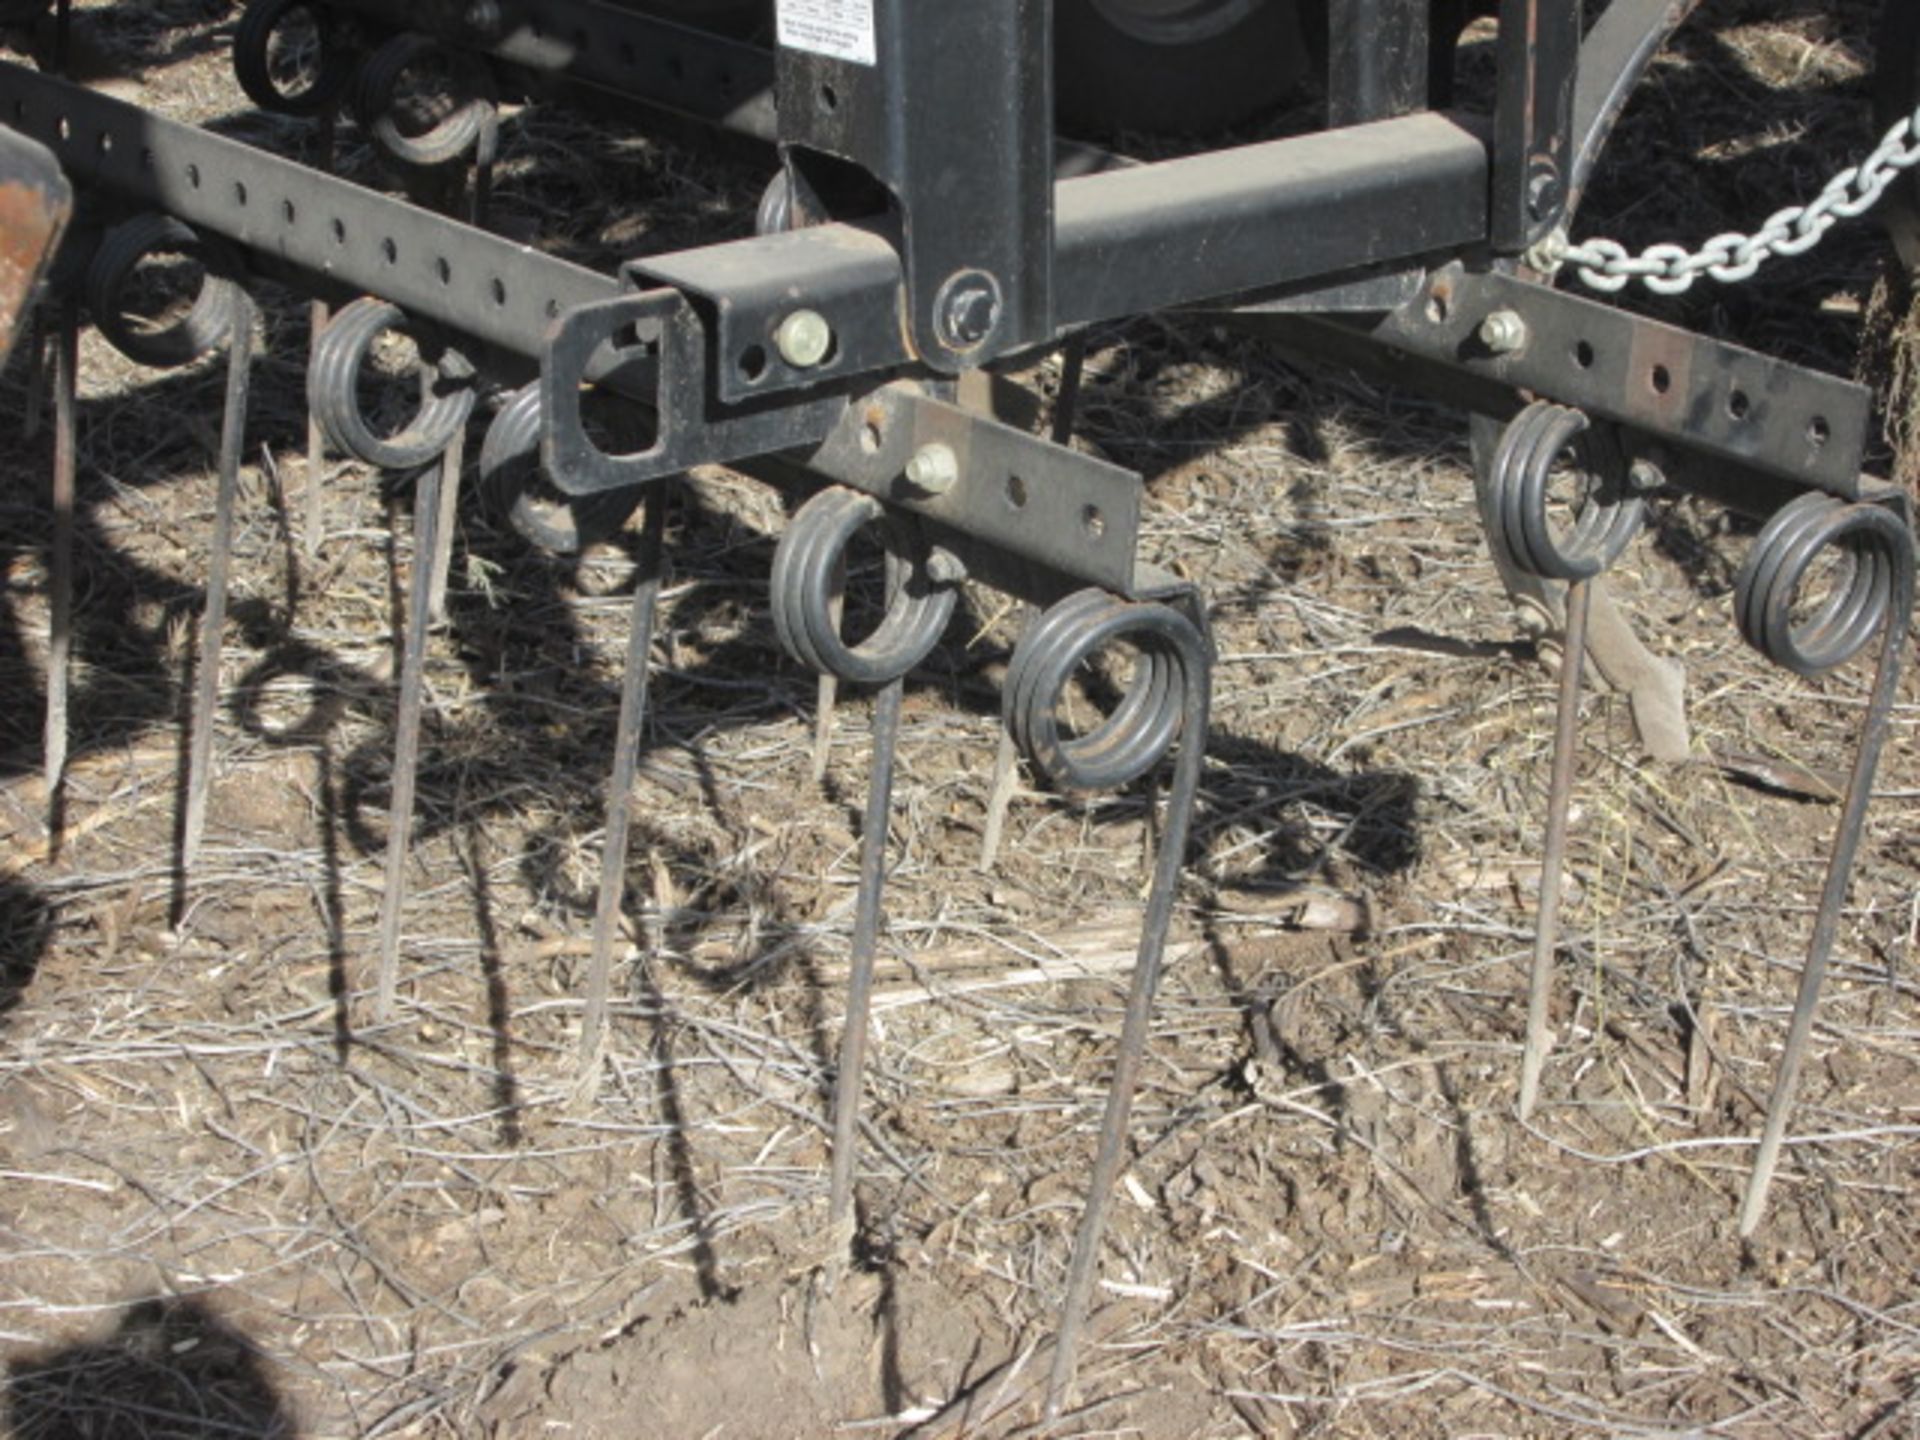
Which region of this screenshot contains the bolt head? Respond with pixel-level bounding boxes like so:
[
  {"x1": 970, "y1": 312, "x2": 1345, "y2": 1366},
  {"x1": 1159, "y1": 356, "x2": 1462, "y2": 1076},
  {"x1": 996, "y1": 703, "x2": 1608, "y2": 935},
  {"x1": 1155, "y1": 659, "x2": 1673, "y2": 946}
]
[
  {"x1": 774, "y1": 309, "x2": 833, "y2": 369},
  {"x1": 904, "y1": 442, "x2": 960, "y2": 495},
  {"x1": 1627, "y1": 458, "x2": 1665, "y2": 495},
  {"x1": 926, "y1": 547, "x2": 968, "y2": 585},
  {"x1": 936, "y1": 272, "x2": 1001, "y2": 352},
  {"x1": 1526, "y1": 165, "x2": 1564, "y2": 223},
  {"x1": 1478, "y1": 309, "x2": 1529, "y2": 356}
]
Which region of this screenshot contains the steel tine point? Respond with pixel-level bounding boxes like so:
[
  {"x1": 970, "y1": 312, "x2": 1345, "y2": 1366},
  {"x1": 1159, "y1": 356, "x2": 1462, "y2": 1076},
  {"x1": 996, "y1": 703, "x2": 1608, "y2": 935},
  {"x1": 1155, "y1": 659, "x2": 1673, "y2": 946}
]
[
  {"x1": 825, "y1": 675, "x2": 906, "y2": 1281},
  {"x1": 427, "y1": 422, "x2": 465, "y2": 622},
  {"x1": 1738, "y1": 584, "x2": 1909, "y2": 1235},
  {"x1": 977, "y1": 726, "x2": 1021, "y2": 872},
  {"x1": 1045, "y1": 658, "x2": 1209, "y2": 1421},
  {"x1": 1519, "y1": 576, "x2": 1593, "y2": 1121},
  {"x1": 303, "y1": 115, "x2": 336, "y2": 561},
  {"x1": 42, "y1": 302, "x2": 77, "y2": 811},
  {"x1": 373, "y1": 457, "x2": 448, "y2": 1021},
  {"x1": 810, "y1": 564, "x2": 845, "y2": 784},
  {"x1": 180, "y1": 290, "x2": 257, "y2": 874},
  {"x1": 578, "y1": 495, "x2": 669, "y2": 1082}
]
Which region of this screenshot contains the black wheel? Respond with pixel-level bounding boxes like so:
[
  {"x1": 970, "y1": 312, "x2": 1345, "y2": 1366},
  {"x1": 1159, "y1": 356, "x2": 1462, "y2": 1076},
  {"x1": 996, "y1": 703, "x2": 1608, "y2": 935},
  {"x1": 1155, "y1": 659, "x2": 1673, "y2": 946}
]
[{"x1": 1054, "y1": 0, "x2": 1309, "y2": 135}]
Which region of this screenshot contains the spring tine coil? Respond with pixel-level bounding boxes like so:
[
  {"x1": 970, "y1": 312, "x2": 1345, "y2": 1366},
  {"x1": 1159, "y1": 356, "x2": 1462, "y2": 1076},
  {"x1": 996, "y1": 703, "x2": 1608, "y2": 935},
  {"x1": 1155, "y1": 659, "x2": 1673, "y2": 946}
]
[
  {"x1": 178, "y1": 287, "x2": 257, "y2": 889},
  {"x1": 308, "y1": 296, "x2": 476, "y2": 470},
  {"x1": 234, "y1": 0, "x2": 358, "y2": 118},
  {"x1": 769, "y1": 485, "x2": 957, "y2": 686},
  {"x1": 478, "y1": 380, "x2": 641, "y2": 556},
  {"x1": 85, "y1": 213, "x2": 241, "y2": 370},
  {"x1": 1041, "y1": 590, "x2": 1211, "y2": 1419},
  {"x1": 352, "y1": 33, "x2": 497, "y2": 171},
  {"x1": 1733, "y1": 493, "x2": 1914, "y2": 1233},
  {"x1": 578, "y1": 492, "x2": 670, "y2": 1082}
]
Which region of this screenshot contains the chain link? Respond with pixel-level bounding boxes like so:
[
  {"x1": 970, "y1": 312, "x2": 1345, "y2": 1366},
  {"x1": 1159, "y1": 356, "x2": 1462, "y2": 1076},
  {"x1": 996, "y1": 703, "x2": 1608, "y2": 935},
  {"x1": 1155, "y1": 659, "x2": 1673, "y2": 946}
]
[{"x1": 1564, "y1": 102, "x2": 1920, "y2": 294}]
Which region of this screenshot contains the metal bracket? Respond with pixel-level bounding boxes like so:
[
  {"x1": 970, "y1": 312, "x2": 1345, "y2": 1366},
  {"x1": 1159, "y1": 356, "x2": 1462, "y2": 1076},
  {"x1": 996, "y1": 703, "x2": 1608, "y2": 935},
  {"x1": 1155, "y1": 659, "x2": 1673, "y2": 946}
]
[
  {"x1": 776, "y1": 0, "x2": 1054, "y2": 370},
  {"x1": 1493, "y1": 0, "x2": 1582, "y2": 251},
  {"x1": 627, "y1": 223, "x2": 906, "y2": 406},
  {"x1": 800, "y1": 385, "x2": 1142, "y2": 596}
]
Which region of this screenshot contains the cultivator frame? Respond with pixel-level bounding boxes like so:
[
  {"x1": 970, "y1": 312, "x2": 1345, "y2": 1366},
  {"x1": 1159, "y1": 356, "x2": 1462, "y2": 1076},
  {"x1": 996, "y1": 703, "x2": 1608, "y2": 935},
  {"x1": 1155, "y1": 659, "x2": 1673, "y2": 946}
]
[{"x1": 3, "y1": 0, "x2": 1915, "y2": 1425}]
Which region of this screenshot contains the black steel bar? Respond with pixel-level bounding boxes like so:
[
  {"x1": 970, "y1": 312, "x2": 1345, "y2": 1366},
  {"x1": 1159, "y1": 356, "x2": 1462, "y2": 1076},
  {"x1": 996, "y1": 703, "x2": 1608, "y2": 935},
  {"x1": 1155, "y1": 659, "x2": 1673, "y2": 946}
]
[
  {"x1": 1518, "y1": 574, "x2": 1590, "y2": 1119},
  {"x1": 825, "y1": 674, "x2": 906, "y2": 1268},
  {"x1": 373, "y1": 457, "x2": 447, "y2": 1020},
  {"x1": 1492, "y1": 0, "x2": 1583, "y2": 250},
  {"x1": 578, "y1": 492, "x2": 668, "y2": 1080},
  {"x1": 42, "y1": 299, "x2": 75, "y2": 807},
  {"x1": 180, "y1": 288, "x2": 257, "y2": 872},
  {"x1": 0, "y1": 62, "x2": 1489, "y2": 361}
]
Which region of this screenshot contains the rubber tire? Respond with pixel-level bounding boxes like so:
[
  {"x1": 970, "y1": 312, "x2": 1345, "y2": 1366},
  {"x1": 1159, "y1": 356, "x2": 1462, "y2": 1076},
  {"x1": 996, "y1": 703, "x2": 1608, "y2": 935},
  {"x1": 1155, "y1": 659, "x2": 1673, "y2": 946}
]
[{"x1": 1055, "y1": 0, "x2": 1309, "y2": 135}]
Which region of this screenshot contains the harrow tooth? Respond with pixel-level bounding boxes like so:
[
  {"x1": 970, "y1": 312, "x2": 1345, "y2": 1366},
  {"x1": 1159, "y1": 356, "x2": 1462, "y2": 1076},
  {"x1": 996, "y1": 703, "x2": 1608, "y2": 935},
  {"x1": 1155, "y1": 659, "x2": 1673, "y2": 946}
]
[
  {"x1": 373, "y1": 456, "x2": 448, "y2": 1022},
  {"x1": 178, "y1": 289, "x2": 258, "y2": 883},
  {"x1": 302, "y1": 114, "x2": 335, "y2": 562},
  {"x1": 577, "y1": 492, "x2": 669, "y2": 1083},
  {"x1": 976, "y1": 724, "x2": 1022, "y2": 873},
  {"x1": 41, "y1": 300, "x2": 76, "y2": 817},
  {"x1": 1732, "y1": 493, "x2": 1914, "y2": 1235},
  {"x1": 824, "y1": 673, "x2": 906, "y2": 1279},
  {"x1": 1029, "y1": 590, "x2": 1211, "y2": 1420},
  {"x1": 1518, "y1": 574, "x2": 1591, "y2": 1121},
  {"x1": 426, "y1": 421, "x2": 466, "y2": 624}
]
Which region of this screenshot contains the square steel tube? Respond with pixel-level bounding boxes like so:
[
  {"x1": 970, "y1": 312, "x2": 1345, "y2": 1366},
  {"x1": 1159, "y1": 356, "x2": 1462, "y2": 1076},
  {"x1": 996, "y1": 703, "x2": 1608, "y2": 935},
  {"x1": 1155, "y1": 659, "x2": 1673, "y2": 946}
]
[{"x1": 1052, "y1": 112, "x2": 1488, "y2": 328}]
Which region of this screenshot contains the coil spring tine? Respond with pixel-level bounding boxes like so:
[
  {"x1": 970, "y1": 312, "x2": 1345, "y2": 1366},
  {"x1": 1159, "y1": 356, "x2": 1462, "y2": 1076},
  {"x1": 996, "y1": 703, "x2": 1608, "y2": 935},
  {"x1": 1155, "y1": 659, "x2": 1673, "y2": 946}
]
[
  {"x1": 1051, "y1": 335, "x2": 1087, "y2": 448},
  {"x1": 42, "y1": 300, "x2": 76, "y2": 822},
  {"x1": 373, "y1": 456, "x2": 449, "y2": 1021},
  {"x1": 178, "y1": 289, "x2": 257, "y2": 885},
  {"x1": 1734, "y1": 495, "x2": 1914, "y2": 1234},
  {"x1": 469, "y1": 105, "x2": 498, "y2": 229},
  {"x1": 1518, "y1": 575, "x2": 1592, "y2": 1120},
  {"x1": 304, "y1": 113, "x2": 335, "y2": 560},
  {"x1": 825, "y1": 672, "x2": 906, "y2": 1280},
  {"x1": 578, "y1": 492, "x2": 670, "y2": 1082},
  {"x1": 1043, "y1": 599, "x2": 1211, "y2": 1421}
]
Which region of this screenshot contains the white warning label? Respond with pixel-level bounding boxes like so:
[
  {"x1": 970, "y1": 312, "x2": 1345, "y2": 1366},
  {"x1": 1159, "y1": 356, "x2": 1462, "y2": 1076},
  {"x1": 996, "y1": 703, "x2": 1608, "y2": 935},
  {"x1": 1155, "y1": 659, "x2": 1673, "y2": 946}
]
[{"x1": 775, "y1": 0, "x2": 877, "y2": 66}]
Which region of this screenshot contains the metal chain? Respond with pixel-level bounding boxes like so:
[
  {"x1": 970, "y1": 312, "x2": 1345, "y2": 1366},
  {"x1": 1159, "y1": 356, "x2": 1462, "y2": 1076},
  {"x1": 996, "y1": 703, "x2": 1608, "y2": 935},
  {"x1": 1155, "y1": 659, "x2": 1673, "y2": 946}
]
[{"x1": 1560, "y1": 102, "x2": 1920, "y2": 294}]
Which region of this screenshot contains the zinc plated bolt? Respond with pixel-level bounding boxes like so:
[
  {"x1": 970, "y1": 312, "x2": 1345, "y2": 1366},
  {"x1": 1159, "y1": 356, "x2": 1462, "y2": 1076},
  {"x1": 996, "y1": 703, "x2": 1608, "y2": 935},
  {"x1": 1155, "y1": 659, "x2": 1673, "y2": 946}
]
[
  {"x1": 1627, "y1": 458, "x2": 1665, "y2": 495},
  {"x1": 1478, "y1": 309, "x2": 1529, "y2": 356},
  {"x1": 904, "y1": 442, "x2": 960, "y2": 495},
  {"x1": 774, "y1": 309, "x2": 833, "y2": 368}
]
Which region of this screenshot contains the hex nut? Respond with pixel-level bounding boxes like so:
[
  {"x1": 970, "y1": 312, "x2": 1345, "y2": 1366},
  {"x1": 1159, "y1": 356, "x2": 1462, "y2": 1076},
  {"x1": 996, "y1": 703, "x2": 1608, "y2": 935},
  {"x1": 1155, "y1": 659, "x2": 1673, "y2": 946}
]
[
  {"x1": 774, "y1": 309, "x2": 834, "y2": 369},
  {"x1": 1478, "y1": 309, "x2": 1529, "y2": 356},
  {"x1": 904, "y1": 442, "x2": 960, "y2": 495}
]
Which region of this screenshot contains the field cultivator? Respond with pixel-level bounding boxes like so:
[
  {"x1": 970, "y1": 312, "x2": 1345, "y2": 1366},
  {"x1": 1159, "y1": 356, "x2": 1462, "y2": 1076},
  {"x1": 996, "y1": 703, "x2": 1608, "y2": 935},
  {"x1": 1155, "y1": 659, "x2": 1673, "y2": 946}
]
[{"x1": 1, "y1": 0, "x2": 1916, "y2": 1425}]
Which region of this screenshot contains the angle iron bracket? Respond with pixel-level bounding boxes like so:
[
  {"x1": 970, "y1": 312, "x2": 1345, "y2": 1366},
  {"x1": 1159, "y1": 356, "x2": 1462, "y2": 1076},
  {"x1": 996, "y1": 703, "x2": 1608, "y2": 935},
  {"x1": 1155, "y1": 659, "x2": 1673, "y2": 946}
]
[{"x1": 1379, "y1": 265, "x2": 1870, "y2": 496}]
